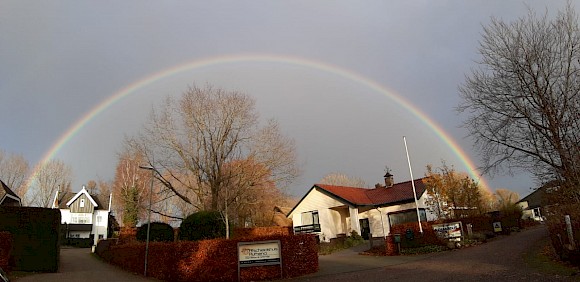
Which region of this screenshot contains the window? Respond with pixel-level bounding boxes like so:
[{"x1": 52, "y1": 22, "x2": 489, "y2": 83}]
[
  {"x1": 70, "y1": 213, "x2": 92, "y2": 224},
  {"x1": 301, "y1": 210, "x2": 319, "y2": 225},
  {"x1": 295, "y1": 210, "x2": 321, "y2": 233},
  {"x1": 96, "y1": 215, "x2": 105, "y2": 226},
  {"x1": 388, "y1": 209, "x2": 427, "y2": 227},
  {"x1": 533, "y1": 208, "x2": 541, "y2": 218},
  {"x1": 80, "y1": 199, "x2": 85, "y2": 208},
  {"x1": 98, "y1": 234, "x2": 104, "y2": 239}
]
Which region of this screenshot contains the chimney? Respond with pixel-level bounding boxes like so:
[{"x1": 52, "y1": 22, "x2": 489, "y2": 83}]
[{"x1": 384, "y1": 172, "x2": 394, "y2": 187}]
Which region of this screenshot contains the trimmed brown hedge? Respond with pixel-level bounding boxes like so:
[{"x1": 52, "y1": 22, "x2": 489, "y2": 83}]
[
  {"x1": 118, "y1": 227, "x2": 138, "y2": 245},
  {"x1": 390, "y1": 221, "x2": 444, "y2": 248},
  {"x1": 232, "y1": 227, "x2": 292, "y2": 238},
  {"x1": 0, "y1": 232, "x2": 12, "y2": 272},
  {"x1": 0, "y1": 206, "x2": 61, "y2": 272},
  {"x1": 97, "y1": 234, "x2": 318, "y2": 281}
]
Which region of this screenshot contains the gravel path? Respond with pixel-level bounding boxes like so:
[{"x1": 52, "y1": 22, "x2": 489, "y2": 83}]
[
  {"x1": 292, "y1": 226, "x2": 577, "y2": 282},
  {"x1": 14, "y1": 247, "x2": 158, "y2": 282}
]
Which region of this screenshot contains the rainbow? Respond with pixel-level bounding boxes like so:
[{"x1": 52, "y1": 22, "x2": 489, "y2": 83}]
[{"x1": 27, "y1": 53, "x2": 490, "y2": 192}]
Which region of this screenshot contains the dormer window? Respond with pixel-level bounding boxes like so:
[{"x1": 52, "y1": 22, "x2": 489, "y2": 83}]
[{"x1": 80, "y1": 199, "x2": 85, "y2": 208}]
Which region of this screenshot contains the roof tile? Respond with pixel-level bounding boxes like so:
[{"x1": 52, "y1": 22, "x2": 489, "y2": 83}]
[{"x1": 315, "y1": 178, "x2": 426, "y2": 206}]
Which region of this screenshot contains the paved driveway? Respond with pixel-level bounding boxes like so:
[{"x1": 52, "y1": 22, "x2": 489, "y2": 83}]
[
  {"x1": 291, "y1": 225, "x2": 576, "y2": 281},
  {"x1": 15, "y1": 247, "x2": 158, "y2": 282}
]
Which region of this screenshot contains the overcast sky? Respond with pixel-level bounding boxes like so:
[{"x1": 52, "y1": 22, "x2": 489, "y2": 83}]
[{"x1": 1, "y1": 1, "x2": 574, "y2": 199}]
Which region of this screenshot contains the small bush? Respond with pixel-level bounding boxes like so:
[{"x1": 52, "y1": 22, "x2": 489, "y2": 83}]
[
  {"x1": 137, "y1": 222, "x2": 174, "y2": 242},
  {"x1": 345, "y1": 230, "x2": 364, "y2": 247},
  {"x1": 400, "y1": 245, "x2": 446, "y2": 255},
  {"x1": 468, "y1": 232, "x2": 488, "y2": 242},
  {"x1": 179, "y1": 211, "x2": 226, "y2": 241},
  {"x1": 318, "y1": 231, "x2": 364, "y2": 255}
]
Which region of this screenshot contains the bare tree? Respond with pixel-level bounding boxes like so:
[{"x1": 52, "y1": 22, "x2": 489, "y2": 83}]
[
  {"x1": 86, "y1": 180, "x2": 98, "y2": 195},
  {"x1": 458, "y1": 4, "x2": 580, "y2": 202},
  {"x1": 30, "y1": 159, "x2": 72, "y2": 207},
  {"x1": 97, "y1": 179, "x2": 112, "y2": 196},
  {"x1": 319, "y1": 172, "x2": 368, "y2": 187},
  {"x1": 494, "y1": 188, "x2": 520, "y2": 211},
  {"x1": 127, "y1": 84, "x2": 299, "y2": 219},
  {"x1": 0, "y1": 149, "x2": 30, "y2": 200}
]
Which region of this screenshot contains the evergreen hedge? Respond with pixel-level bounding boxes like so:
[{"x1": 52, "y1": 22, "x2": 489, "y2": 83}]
[{"x1": 137, "y1": 222, "x2": 175, "y2": 242}]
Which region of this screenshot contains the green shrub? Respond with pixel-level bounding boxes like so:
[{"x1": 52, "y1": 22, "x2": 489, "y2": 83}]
[
  {"x1": 179, "y1": 211, "x2": 226, "y2": 241},
  {"x1": 137, "y1": 222, "x2": 174, "y2": 242},
  {"x1": 345, "y1": 230, "x2": 364, "y2": 247},
  {"x1": 400, "y1": 245, "x2": 446, "y2": 255}
]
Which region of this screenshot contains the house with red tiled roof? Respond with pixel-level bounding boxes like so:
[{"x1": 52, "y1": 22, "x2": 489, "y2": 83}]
[{"x1": 287, "y1": 173, "x2": 436, "y2": 242}]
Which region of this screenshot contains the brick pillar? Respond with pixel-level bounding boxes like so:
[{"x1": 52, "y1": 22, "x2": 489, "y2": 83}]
[{"x1": 385, "y1": 235, "x2": 399, "y2": 256}]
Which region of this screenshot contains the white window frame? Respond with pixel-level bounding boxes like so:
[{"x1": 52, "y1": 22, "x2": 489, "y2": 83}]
[
  {"x1": 70, "y1": 213, "x2": 92, "y2": 224},
  {"x1": 301, "y1": 210, "x2": 319, "y2": 226}
]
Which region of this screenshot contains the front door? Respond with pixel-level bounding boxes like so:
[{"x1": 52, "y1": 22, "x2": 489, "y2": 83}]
[{"x1": 359, "y1": 218, "x2": 370, "y2": 240}]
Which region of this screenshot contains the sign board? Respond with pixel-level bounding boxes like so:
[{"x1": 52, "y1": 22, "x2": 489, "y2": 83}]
[
  {"x1": 493, "y1": 222, "x2": 502, "y2": 232},
  {"x1": 432, "y1": 221, "x2": 463, "y2": 241},
  {"x1": 238, "y1": 240, "x2": 281, "y2": 266},
  {"x1": 237, "y1": 240, "x2": 282, "y2": 281}
]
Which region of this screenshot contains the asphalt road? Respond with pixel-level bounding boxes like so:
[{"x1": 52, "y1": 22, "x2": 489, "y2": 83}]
[
  {"x1": 292, "y1": 226, "x2": 578, "y2": 282},
  {"x1": 14, "y1": 247, "x2": 158, "y2": 282}
]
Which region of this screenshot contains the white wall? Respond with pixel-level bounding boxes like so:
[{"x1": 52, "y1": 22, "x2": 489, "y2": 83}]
[
  {"x1": 289, "y1": 187, "x2": 348, "y2": 241},
  {"x1": 60, "y1": 209, "x2": 71, "y2": 224},
  {"x1": 358, "y1": 209, "x2": 388, "y2": 238},
  {"x1": 92, "y1": 210, "x2": 109, "y2": 245}
]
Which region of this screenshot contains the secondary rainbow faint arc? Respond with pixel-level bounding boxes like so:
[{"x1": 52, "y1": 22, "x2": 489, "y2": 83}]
[{"x1": 30, "y1": 54, "x2": 490, "y2": 192}]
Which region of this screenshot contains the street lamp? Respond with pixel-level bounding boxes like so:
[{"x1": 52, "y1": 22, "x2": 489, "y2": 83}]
[{"x1": 139, "y1": 165, "x2": 155, "y2": 277}]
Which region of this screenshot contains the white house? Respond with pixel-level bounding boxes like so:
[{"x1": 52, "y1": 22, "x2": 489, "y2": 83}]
[
  {"x1": 52, "y1": 186, "x2": 112, "y2": 246},
  {"x1": 287, "y1": 174, "x2": 436, "y2": 242}
]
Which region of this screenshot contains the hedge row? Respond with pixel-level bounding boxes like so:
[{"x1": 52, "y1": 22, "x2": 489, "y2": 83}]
[
  {"x1": 118, "y1": 227, "x2": 138, "y2": 245},
  {"x1": 389, "y1": 221, "x2": 444, "y2": 248},
  {"x1": 97, "y1": 234, "x2": 318, "y2": 281},
  {"x1": 232, "y1": 227, "x2": 292, "y2": 238},
  {"x1": 0, "y1": 232, "x2": 12, "y2": 271},
  {"x1": 0, "y1": 206, "x2": 61, "y2": 272}
]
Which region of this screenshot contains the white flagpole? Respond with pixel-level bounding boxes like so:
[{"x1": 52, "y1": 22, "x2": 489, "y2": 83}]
[{"x1": 404, "y1": 136, "x2": 423, "y2": 234}]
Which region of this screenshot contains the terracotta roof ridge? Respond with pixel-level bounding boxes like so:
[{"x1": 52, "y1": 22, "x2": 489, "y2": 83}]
[{"x1": 314, "y1": 183, "x2": 367, "y2": 189}]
